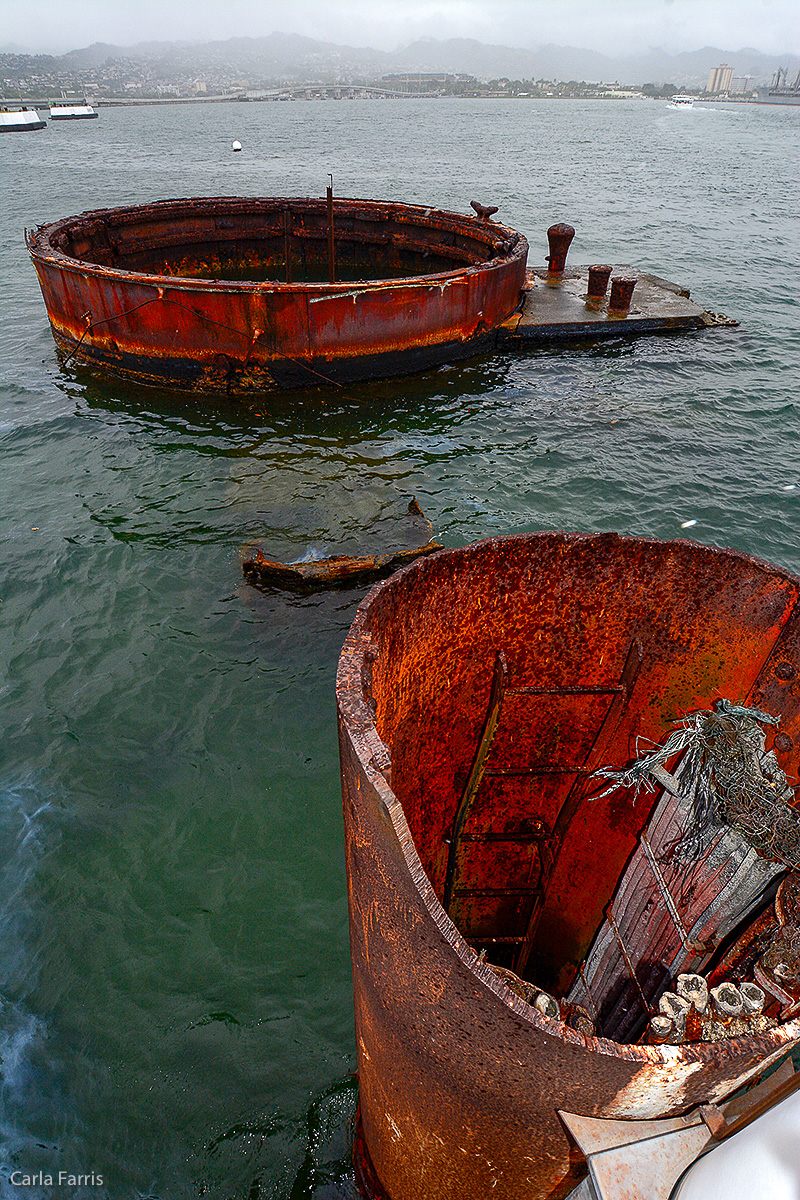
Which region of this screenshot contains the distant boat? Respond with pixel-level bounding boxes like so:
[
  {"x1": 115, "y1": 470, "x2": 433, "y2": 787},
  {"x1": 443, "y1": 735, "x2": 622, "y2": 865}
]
[
  {"x1": 668, "y1": 95, "x2": 695, "y2": 109},
  {"x1": 0, "y1": 106, "x2": 47, "y2": 132},
  {"x1": 756, "y1": 67, "x2": 800, "y2": 106},
  {"x1": 49, "y1": 99, "x2": 98, "y2": 120}
]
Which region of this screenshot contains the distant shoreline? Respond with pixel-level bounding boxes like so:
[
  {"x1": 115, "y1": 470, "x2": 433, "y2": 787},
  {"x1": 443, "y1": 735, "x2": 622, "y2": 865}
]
[
  {"x1": 2, "y1": 95, "x2": 240, "y2": 107},
  {"x1": 1, "y1": 93, "x2": 763, "y2": 108}
]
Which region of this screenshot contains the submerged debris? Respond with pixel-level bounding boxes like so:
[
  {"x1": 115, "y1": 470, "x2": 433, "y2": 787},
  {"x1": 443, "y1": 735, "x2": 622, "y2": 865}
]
[
  {"x1": 758, "y1": 924, "x2": 800, "y2": 1004},
  {"x1": 593, "y1": 699, "x2": 800, "y2": 870},
  {"x1": 242, "y1": 499, "x2": 443, "y2": 591},
  {"x1": 755, "y1": 871, "x2": 800, "y2": 1014}
]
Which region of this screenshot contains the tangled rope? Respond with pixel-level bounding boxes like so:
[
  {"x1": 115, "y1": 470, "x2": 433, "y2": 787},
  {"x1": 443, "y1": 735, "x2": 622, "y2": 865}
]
[{"x1": 593, "y1": 699, "x2": 800, "y2": 870}]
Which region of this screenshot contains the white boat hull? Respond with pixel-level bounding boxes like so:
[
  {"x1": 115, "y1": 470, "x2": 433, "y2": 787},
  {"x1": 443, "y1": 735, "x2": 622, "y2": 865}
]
[{"x1": 0, "y1": 109, "x2": 46, "y2": 132}]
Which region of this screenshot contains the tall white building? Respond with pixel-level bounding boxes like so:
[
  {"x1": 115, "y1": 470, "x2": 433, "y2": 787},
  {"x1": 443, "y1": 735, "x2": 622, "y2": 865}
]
[{"x1": 707, "y1": 64, "x2": 734, "y2": 93}]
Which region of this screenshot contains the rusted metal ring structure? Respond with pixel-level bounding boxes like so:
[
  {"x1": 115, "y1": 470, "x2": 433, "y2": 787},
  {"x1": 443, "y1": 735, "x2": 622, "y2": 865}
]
[
  {"x1": 336, "y1": 532, "x2": 800, "y2": 1200},
  {"x1": 25, "y1": 196, "x2": 528, "y2": 394}
]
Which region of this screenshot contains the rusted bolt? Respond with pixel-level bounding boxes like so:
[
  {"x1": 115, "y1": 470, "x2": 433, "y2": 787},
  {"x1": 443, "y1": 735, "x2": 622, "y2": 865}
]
[
  {"x1": 698, "y1": 1104, "x2": 728, "y2": 1139},
  {"x1": 774, "y1": 661, "x2": 797, "y2": 681},
  {"x1": 545, "y1": 223, "x2": 575, "y2": 273},
  {"x1": 608, "y1": 276, "x2": 637, "y2": 314},
  {"x1": 774, "y1": 731, "x2": 794, "y2": 753},
  {"x1": 563, "y1": 1005, "x2": 594, "y2": 1037},
  {"x1": 586, "y1": 265, "x2": 612, "y2": 308}
]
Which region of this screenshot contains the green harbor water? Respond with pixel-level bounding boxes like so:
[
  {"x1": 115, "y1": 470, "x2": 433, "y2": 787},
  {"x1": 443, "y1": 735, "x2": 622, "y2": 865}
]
[{"x1": 1, "y1": 96, "x2": 799, "y2": 1197}]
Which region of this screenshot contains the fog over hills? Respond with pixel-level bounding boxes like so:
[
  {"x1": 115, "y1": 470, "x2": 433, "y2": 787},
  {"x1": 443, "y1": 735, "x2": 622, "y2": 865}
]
[{"x1": 5, "y1": 33, "x2": 799, "y2": 87}]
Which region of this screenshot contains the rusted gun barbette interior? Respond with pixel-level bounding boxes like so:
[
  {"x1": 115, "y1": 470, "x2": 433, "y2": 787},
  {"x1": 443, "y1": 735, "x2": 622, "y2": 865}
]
[
  {"x1": 25, "y1": 196, "x2": 528, "y2": 392},
  {"x1": 33, "y1": 196, "x2": 516, "y2": 282},
  {"x1": 337, "y1": 531, "x2": 800, "y2": 1199}
]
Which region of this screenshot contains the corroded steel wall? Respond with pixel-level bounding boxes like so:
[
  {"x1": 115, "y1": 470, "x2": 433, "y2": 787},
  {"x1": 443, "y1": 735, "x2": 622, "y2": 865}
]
[
  {"x1": 336, "y1": 533, "x2": 800, "y2": 1200},
  {"x1": 26, "y1": 197, "x2": 528, "y2": 393}
]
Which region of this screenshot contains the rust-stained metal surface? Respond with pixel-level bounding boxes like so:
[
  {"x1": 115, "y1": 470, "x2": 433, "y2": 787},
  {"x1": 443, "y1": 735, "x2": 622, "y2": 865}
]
[
  {"x1": 25, "y1": 196, "x2": 528, "y2": 394},
  {"x1": 242, "y1": 541, "x2": 442, "y2": 591},
  {"x1": 546, "y1": 222, "x2": 576, "y2": 274},
  {"x1": 578, "y1": 1121, "x2": 711, "y2": 1200},
  {"x1": 559, "y1": 1058, "x2": 799, "y2": 1199},
  {"x1": 499, "y1": 266, "x2": 737, "y2": 345},
  {"x1": 336, "y1": 533, "x2": 800, "y2": 1200}
]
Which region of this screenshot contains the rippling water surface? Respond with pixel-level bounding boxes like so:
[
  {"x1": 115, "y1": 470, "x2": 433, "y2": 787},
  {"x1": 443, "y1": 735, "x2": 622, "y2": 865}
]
[{"x1": 1, "y1": 97, "x2": 799, "y2": 1198}]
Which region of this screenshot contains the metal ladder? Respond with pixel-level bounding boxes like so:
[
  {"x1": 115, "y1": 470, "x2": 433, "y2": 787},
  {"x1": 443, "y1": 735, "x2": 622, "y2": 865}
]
[{"x1": 442, "y1": 640, "x2": 642, "y2": 976}]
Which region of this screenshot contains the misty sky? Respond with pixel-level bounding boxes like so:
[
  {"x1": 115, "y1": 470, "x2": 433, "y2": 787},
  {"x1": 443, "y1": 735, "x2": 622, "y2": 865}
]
[{"x1": 4, "y1": 0, "x2": 798, "y2": 58}]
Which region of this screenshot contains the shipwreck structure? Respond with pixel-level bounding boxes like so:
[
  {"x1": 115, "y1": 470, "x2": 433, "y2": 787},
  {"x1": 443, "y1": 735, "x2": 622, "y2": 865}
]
[
  {"x1": 25, "y1": 195, "x2": 527, "y2": 393},
  {"x1": 336, "y1": 532, "x2": 800, "y2": 1199},
  {"x1": 26, "y1": 197, "x2": 735, "y2": 397}
]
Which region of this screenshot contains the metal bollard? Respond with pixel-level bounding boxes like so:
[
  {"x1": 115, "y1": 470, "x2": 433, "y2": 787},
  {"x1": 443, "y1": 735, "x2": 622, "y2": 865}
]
[
  {"x1": 586, "y1": 264, "x2": 612, "y2": 308},
  {"x1": 545, "y1": 223, "x2": 575, "y2": 274},
  {"x1": 608, "y1": 276, "x2": 637, "y2": 315}
]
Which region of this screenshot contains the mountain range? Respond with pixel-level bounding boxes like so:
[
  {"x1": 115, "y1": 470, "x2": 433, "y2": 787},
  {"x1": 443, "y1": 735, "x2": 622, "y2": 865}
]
[{"x1": 7, "y1": 34, "x2": 800, "y2": 87}]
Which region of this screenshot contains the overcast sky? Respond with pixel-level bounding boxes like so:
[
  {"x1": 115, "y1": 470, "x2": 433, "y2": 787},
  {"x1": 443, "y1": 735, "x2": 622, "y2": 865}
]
[{"x1": 4, "y1": 0, "x2": 798, "y2": 58}]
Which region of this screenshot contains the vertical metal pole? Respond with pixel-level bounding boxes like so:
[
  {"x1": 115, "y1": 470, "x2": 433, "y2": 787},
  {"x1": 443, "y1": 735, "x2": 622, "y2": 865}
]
[
  {"x1": 327, "y1": 174, "x2": 335, "y2": 284},
  {"x1": 283, "y1": 206, "x2": 292, "y2": 284}
]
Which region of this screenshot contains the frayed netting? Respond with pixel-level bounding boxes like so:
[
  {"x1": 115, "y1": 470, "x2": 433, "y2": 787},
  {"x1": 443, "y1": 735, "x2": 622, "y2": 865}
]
[{"x1": 593, "y1": 699, "x2": 800, "y2": 869}]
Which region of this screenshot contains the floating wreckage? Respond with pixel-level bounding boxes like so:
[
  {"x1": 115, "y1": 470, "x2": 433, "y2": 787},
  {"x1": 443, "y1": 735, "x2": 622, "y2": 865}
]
[
  {"x1": 336, "y1": 532, "x2": 800, "y2": 1199},
  {"x1": 26, "y1": 198, "x2": 733, "y2": 395},
  {"x1": 242, "y1": 499, "x2": 441, "y2": 591}
]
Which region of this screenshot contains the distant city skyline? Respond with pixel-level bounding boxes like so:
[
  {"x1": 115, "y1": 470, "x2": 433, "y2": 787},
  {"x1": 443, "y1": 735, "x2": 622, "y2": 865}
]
[{"x1": 3, "y1": 0, "x2": 799, "y2": 60}]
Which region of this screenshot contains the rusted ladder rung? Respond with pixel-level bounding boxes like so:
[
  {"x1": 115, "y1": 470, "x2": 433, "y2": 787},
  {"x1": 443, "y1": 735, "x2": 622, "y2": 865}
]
[
  {"x1": 460, "y1": 830, "x2": 550, "y2": 843},
  {"x1": 454, "y1": 886, "x2": 544, "y2": 899},
  {"x1": 507, "y1": 685, "x2": 625, "y2": 697},
  {"x1": 443, "y1": 651, "x2": 508, "y2": 914},
  {"x1": 513, "y1": 638, "x2": 644, "y2": 977},
  {"x1": 483, "y1": 766, "x2": 588, "y2": 777},
  {"x1": 468, "y1": 935, "x2": 527, "y2": 945},
  {"x1": 444, "y1": 643, "x2": 642, "y2": 931}
]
